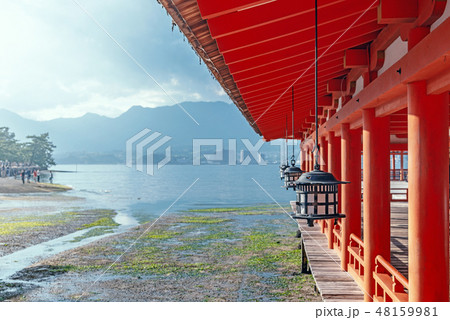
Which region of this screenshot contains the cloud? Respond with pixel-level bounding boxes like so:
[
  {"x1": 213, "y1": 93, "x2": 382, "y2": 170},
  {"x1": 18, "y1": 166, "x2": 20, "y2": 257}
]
[
  {"x1": 190, "y1": 92, "x2": 202, "y2": 100},
  {"x1": 20, "y1": 85, "x2": 208, "y2": 121},
  {"x1": 215, "y1": 87, "x2": 227, "y2": 96},
  {"x1": 0, "y1": 0, "x2": 230, "y2": 120}
]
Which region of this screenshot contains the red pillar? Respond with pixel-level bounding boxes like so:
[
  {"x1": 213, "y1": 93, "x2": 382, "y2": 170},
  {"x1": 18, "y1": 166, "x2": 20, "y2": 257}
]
[
  {"x1": 362, "y1": 108, "x2": 390, "y2": 302},
  {"x1": 306, "y1": 149, "x2": 310, "y2": 171},
  {"x1": 305, "y1": 148, "x2": 309, "y2": 172},
  {"x1": 407, "y1": 82, "x2": 449, "y2": 301},
  {"x1": 301, "y1": 148, "x2": 306, "y2": 171},
  {"x1": 341, "y1": 124, "x2": 362, "y2": 270},
  {"x1": 320, "y1": 135, "x2": 328, "y2": 172},
  {"x1": 327, "y1": 131, "x2": 341, "y2": 249}
]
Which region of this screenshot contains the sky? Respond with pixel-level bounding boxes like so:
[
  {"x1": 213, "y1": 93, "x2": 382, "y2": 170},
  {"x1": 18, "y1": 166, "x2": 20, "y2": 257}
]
[{"x1": 0, "y1": 0, "x2": 229, "y2": 120}]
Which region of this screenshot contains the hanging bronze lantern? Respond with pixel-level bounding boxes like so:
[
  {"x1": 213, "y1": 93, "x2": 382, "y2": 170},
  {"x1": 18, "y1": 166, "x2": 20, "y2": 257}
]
[
  {"x1": 283, "y1": 87, "x2": 302, "y2": 189},
  {"x1": 293, "y1": 169, "x2": 347, "y2": 226},
  {"x1": 284, "y1": 156, "x2": 303, "y2": 190},
  {"x1": 292, "y1": 0, "x2": 349, "y2": 227}
]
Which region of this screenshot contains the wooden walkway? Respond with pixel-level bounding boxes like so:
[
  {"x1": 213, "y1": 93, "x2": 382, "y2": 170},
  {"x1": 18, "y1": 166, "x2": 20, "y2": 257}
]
[
  {"x1": 390, "y1": 202, "x2": 409, "y2": 278},
  {"x1": 298, "y1": 220, "x2": 365, "y2": 302},
  {"x1": 298, "y1": 202, "x2": 410, "y2": 302}
]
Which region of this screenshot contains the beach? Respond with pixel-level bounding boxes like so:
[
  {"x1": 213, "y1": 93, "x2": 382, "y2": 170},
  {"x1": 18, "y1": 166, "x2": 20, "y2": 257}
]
[
  {"x1": 0, "y1": 177, "x2": 71, "y2": 194},
  {"x1": 0, "y1": 178, "x2": 320, "y2": 302}
]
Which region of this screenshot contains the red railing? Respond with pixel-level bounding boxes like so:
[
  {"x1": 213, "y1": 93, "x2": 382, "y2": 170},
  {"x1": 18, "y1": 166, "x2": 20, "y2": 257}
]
[
  {"x1": 373, "y1": 255, "x2": 409, "y2": 302},
  {"x1": 361, "y1": 169, "x2": 409, "y2": 181},
  {"x1": 333, "y1": 220, "x2": 342, "y2": 256},
  {"x1": 347, "y1": 233, "x2": 365, "y2": 289},
  {"x1": 391, "y1": 169, "x2": 408, "y2": 181}
]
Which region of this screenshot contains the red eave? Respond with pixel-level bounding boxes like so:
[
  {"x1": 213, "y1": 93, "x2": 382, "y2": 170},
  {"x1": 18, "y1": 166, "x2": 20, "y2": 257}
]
[{"x1": 160, "y1": 0, "x2": 448, "y2": 141}]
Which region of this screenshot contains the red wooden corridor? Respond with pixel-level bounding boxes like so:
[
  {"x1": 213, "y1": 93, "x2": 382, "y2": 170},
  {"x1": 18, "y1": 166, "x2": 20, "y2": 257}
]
[{"x1": 161, "y1": 0, "x2": 450, "y2": 302}]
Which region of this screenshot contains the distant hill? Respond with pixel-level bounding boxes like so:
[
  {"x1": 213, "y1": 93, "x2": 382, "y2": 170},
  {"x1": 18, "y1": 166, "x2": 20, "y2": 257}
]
[{"x1": 0, "y1": 102, "x2": 282, "y2": 164}]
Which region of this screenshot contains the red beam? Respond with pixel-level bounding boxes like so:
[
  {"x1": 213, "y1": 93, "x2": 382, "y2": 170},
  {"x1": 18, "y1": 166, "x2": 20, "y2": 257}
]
[
  {"x1": 310, "y1": 107, "x2": 325, "y2": 116},
  {"x1": 305, "y1": 116, "x2": 316, "y2": 124},
  {"x1": 320, "y1": 17, "x2": 450, "y2": 136},
  {"x1": 378, "y1": 0, "x2": 418, "y2": 24},
  {"x1": 344, "y1": 48, "x2": 369, "y2": 68},
  {"x1": 318, "y1": 95, "x2": 333, "y2": 107},
  {"x1": 328, "y1": 78, "x2": 347, "y2": 93}
]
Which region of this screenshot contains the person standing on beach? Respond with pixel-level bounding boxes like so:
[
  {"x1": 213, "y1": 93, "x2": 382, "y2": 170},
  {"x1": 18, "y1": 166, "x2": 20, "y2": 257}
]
[
  {"x1": 37, "y1": 170, "x2": 40, "y2": 183},
  {"x1": 49, "y1": 171, "x2": 53, "y2": 184},
  {"x1": 33, "y1": 169, "x2": 37, "y2": 182},
  {"x1": 21, "y1": 170, "x2": 25, "y2": 184}
]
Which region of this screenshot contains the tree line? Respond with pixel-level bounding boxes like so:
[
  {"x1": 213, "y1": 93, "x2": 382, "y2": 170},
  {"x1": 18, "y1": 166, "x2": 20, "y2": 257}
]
[{"x1": 0, "y1": 127, "x2": 56, "y2": 169}]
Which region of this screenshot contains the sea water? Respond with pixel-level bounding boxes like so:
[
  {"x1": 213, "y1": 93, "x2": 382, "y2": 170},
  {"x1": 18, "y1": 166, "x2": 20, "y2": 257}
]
[{"x1": 50, "y1": 164, "x2": 294, "y2": 223}]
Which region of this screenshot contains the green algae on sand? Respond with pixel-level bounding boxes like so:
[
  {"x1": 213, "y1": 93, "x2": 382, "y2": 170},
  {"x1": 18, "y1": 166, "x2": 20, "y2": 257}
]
[
  {"x1": 0, "y1": 209, "x2": 119, "y2": 254},
  {"x1": 17, "y1": 205, "x2": 320, "y2": 302}
]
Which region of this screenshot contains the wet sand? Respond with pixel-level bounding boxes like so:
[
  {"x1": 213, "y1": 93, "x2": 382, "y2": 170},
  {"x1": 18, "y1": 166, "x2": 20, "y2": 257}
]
[
  {"x1": 0, "y1": 208, "x2": 118, "y2": 257},
  {"x1": 4, "y1": 206, "x2": 321, "y2": 302},
  {"x1": 0, "y1": 181, "x2": 112, "y2": 257},
  {"x1": 0, "y1": 182, "x2": 125, "y2": 300}
]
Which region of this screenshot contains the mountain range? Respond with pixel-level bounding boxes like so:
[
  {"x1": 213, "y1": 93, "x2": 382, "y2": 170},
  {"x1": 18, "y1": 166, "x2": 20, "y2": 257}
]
[{"x1": 1, "y1": 101, "x2": 282, "y2": 164}]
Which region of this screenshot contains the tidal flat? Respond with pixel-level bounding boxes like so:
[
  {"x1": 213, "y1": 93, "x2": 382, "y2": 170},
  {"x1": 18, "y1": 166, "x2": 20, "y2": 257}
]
[{"x1": 6, "y1": 205, "x2": 320, "y2": 302}]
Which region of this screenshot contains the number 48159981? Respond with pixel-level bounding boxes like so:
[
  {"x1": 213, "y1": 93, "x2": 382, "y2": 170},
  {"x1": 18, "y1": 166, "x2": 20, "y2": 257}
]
[{"x1": 375, "y1": 306, "x2": 437, "y2": 317}]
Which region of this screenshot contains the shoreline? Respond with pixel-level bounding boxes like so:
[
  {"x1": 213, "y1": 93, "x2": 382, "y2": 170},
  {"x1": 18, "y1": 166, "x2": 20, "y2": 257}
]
[
  {"x1": 0, "y1": 178, "x2": 72, "y2": 194},
  {"x1": 0, "y1": 183, "x2": 124, "y2": 300}
]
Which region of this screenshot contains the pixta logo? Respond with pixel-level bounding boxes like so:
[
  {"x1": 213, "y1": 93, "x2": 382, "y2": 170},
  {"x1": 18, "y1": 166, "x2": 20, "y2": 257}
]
[
  {"x1": 126, "y1": 129, "x2": 316, "y2": 175},
  {"x1": 192, "y1": 139, "x2": 266, "y2": 165},
  {"x1": 126, "y1": 129, "x2": 172, "y2": 176}
]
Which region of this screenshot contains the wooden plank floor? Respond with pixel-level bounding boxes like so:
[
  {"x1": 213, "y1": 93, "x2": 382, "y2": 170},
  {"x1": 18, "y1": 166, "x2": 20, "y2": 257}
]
[
  {"x1": 298, "y1": 202, "x2": 410, "y2": 302},
  {"x1": 298, "y1": 220, "x2": 365, "y2": 302},
  {"x1": 390, "y1": 202, "x2": 409, "y2": 278}
]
